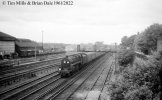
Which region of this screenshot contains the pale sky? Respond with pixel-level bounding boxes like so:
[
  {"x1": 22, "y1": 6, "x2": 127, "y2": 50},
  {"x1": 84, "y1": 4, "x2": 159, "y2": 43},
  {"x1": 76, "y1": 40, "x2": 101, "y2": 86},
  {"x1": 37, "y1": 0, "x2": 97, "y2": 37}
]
[{"x1": 0, "y1": 0, "x2": 162, "y2": 44}]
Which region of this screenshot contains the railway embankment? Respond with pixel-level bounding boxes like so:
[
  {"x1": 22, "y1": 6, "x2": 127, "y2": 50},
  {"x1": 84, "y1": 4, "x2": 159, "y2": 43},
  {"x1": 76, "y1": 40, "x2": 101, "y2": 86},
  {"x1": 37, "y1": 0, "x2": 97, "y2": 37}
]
[{"x1": 107, "y1": 50, "x2": 162, "y2": 100}]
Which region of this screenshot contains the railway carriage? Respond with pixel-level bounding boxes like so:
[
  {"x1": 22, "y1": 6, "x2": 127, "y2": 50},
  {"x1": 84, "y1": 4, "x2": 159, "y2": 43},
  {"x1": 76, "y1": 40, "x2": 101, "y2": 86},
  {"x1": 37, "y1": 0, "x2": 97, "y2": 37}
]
[
  {"x1": 59, "y1": 52, "x2": 105, "y2": 77},
  {"x1": 81, "y1": 53, "x2": 88, "y2": 64}
]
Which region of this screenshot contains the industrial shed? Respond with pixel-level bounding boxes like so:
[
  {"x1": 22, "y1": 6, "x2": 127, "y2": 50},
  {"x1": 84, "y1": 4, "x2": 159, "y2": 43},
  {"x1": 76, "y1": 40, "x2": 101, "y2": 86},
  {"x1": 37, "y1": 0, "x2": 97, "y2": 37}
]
[
  {"x1": 0, "y1": 32, "x2": 16, "y2": 58},
  {"x1": 15, "y1": 39, "x2": 42, "y2": 57}
]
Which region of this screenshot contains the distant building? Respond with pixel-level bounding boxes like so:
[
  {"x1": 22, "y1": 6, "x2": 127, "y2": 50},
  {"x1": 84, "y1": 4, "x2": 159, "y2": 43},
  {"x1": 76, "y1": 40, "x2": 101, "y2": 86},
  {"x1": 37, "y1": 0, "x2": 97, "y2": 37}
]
[
  {"x1": 41, "y1": 43, "x2": 65, "y2": 52},
  {"x1": 65, "y1": 44, "x2": 77, "y2": 52},
  {"x1": 80, "y1": 43, "x2": 94, "y2": 51},
  {"x1": 0, "y1": 32, "x2": 16, "y2": 58},
  {"x1": 94, "y1": 41, "x2": 108, "y2": 51},
  {"x1": 15, "y1": 38, "x2": 42, "y2": 56},
  {"x1": 16, "y1": 38, "x2": 42, "y2": 51},
  {"x1": 77, "y1": 45, "x2": 80, "y2": 52}
]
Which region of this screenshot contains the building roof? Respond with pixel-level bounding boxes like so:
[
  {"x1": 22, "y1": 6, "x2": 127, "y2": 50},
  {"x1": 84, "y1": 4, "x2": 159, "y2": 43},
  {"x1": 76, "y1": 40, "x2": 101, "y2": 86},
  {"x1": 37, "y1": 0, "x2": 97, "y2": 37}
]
[
  {"x1": 16, "y1": 39, "x2": 42, "y2": 48},
  {"x1": 16, "y1": 41, "x2": 42, "y2": 48},
  {"x1": 17, "y1": 38, "x2": 32, "y2": 42},
  {"x1": 0, "y1": 31, "x2": 16, "y2": 41},
  {"x1": 16, "y1": 42, "x2": 41, "y2": 48}
]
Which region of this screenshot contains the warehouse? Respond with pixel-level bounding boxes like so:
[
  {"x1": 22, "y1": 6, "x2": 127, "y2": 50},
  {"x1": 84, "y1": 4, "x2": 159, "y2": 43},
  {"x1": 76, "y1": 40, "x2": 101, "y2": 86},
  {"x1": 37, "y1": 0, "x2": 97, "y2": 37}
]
[
  {"x1": 0, "y1": 31, "x2": 17, "y2": 59},
  {"x1": 15, "y1": 38, "x2": 42, "y2": 57}
]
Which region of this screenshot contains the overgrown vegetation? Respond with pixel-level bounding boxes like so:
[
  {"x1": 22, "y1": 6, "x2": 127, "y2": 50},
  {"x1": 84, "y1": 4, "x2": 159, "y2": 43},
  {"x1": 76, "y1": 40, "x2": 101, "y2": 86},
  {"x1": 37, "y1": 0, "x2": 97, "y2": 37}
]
[
  {"x1": 109, "y1": 23, "x2": 162, "y2": 100},
  {"x1": 118, "y1": 49, "x2": 135, "y2": 67},
  {"x1": 110, "y1": 55, "x2": 161, "y2": 100},
  {"x1": 135, "y1": 24, "x2": 162, "y2": 54}
]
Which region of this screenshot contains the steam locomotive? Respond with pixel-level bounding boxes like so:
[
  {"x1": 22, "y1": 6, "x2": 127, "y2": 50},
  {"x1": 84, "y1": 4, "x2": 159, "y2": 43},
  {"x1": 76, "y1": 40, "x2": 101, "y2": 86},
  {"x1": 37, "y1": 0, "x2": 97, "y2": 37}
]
[{"x1": 59, "y1": 52, "x2": 105, "y2": 77}]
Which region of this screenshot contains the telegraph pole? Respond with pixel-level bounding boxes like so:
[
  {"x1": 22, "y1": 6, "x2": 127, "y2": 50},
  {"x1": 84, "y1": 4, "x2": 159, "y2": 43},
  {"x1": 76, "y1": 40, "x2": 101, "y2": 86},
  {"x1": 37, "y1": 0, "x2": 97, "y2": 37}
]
[
  {"x1": 42, "y1": 30, "x2": 44, "y2": 51},
  {"x1": 35, "y1": 46, "x2": 37, "y2": 60},
  {"x1": 114, "y1": 43, "x2": 117, "y2": 74}
]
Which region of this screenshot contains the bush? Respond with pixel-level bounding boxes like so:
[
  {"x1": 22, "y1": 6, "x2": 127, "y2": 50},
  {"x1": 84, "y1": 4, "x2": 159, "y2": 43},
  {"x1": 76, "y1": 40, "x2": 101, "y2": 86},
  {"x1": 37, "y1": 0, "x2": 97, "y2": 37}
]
[
  {"x1": 125, "y1": 86, "x2": 153, "y2": 100},
  {"x1": 118, "y1": 49, "x2": 135, "y2": 67}
]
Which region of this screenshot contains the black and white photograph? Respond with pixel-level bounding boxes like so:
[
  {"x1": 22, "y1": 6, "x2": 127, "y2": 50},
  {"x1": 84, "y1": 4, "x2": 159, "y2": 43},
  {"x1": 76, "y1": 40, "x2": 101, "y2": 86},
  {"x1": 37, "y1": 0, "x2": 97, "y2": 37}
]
[{"x1": 0, "y1": 0, "x2": 162, "y2": 100}]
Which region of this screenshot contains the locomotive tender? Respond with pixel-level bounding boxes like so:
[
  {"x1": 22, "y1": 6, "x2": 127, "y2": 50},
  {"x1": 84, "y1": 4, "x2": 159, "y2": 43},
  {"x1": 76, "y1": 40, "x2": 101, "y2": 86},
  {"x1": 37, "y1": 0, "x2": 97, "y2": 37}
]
[{"x1": 59, "y1": 52, "x2": 105, "y2": 77}]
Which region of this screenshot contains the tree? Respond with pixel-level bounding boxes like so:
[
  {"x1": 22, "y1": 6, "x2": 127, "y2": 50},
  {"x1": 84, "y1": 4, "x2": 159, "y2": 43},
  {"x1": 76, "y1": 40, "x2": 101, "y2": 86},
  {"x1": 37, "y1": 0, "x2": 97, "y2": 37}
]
[
  {"x1": 121, "y1": 35, "x2": 136, "y2": 49},
  {"x1": 136, "y1": 23, "x2": 162, "y2": 54}
]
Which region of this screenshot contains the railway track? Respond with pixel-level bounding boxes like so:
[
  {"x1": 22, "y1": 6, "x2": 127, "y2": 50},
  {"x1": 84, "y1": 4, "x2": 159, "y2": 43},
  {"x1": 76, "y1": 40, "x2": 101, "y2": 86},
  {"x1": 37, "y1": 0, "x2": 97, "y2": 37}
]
[
  {"x1": 20, "y1": 55, "x2": 107, "y2": 100},
  {"x1": 0, "y1": 52, "x2": 80, "y2": 75},
  {"x1": 0, "y1": 52, "x2": 98, "y2": 89},
  {"x1": 98, "y1": 62, "x2": 114, "y2": 100},
  {"x1": 66, "y1": 57, "x2": 114, "y2": 100},
  {"x1": 0, "y1": 52, "x2": 79, "y2": 68},
  {"x1": 0, "y1": 57, "x2": 62, "y2": 75},
  {"x1": 51, "y1": 54, "x2": 114, "y2": 100},
  {"x1": 0, "y1": 61, "x2": 60, "y2": 81},
  {"x1": 0, "y1": 53, "x2": 65, "y2": 69},
  {"x1": 36, "y1": 53, "x2": 112, "y2": 100},
  {"x1": 0, "y1": 53, "x2": 113, "y2": 100},
  {"x1": 86, "y1": 59, "x2": 114, "y2": 100},
  {"x1": 0, "y1": 53, "x2": 82, "y2": 86},
  {"x1": 0, "y1": 71, "x2": 60, "y2": 100},
  {"x1": 0, "y1": 57, "x2": 63, "y2": 75},
  {"x1": 0, "y1": 61, "x2": 61, "y2": 88},
  {"x1": 0, "y1": 53, "x2": 108, "y2": 100}
]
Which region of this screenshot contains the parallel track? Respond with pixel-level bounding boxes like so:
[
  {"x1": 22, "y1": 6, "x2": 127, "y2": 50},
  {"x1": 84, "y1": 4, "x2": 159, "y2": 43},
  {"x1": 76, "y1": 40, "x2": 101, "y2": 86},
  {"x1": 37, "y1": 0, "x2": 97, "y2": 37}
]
[
  {"x1": 0, "y1": 53, "x2": 65, "y2": 69},
  {"x1": 0, "y1": 71, "x2": 60, "y2": 100},
  {"x1": 0, "y1": 57, "x2": 62, "y2": 75},
  {"x1": 0, "y1": 61, "x2": 60, "y2": 85},
  {"x1": 71, "y1": 56, "x2": 114, "y2": 100},
  {"x1": 0, "y1": 52, "x2": 80, "y2": 75}
]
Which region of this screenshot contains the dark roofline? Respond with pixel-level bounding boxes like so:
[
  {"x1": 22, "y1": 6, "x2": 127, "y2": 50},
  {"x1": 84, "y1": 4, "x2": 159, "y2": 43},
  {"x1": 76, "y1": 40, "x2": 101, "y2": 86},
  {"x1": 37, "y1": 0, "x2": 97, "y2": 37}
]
[
  {"x1": 15, "y1": 41, "x2": 42, "y2": 48},
  {"x1": 16, "y1": 38, "x2": 33, "y2": 42},
  {"x1": 0, "y1": 31, "x2": 17, "y2": 41}
]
